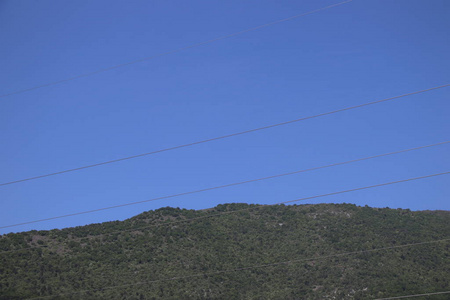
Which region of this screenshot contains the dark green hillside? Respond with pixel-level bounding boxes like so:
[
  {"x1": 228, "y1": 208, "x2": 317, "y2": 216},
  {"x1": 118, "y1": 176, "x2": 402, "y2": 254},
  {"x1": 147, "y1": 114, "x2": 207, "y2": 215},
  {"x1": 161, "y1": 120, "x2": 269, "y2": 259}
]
[{"x1": 1, "y1": 203, "x2": 449, "y2": 299}]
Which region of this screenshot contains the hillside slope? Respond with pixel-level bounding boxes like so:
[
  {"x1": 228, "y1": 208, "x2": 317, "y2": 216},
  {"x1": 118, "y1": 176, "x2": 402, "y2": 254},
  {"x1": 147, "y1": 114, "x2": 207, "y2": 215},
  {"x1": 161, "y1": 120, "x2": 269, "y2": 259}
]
[{"x1": 1, "y1": 203, "x2": 449, "y2": 299}]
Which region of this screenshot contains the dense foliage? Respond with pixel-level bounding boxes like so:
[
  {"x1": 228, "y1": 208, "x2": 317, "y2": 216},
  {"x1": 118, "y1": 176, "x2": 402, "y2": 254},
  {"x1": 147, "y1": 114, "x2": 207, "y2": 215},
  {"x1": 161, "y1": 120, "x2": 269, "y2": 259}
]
[{"x1": 1, "y1": 203, "x2": 449, "y2": 299}]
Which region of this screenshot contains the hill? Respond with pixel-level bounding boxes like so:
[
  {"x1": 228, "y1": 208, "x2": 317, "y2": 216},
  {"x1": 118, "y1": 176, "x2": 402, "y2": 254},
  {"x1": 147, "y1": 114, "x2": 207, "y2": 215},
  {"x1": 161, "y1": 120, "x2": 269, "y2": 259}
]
[{"x1": 1, "y1": 203, "x2": 449, "y2": 299}]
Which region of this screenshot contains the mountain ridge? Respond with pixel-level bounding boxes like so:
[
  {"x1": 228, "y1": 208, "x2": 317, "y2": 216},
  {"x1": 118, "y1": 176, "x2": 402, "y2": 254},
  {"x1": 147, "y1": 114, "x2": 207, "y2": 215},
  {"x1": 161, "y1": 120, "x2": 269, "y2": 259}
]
[{"x1": 1, "y1": 203, "x2": 449, "y2": 299}]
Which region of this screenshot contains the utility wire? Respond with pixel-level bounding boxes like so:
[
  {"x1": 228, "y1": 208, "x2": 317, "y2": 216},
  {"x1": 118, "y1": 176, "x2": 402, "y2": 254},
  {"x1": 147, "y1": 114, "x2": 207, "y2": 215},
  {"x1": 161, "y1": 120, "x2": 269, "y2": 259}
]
[
  {"x1": 0, "y1": 0, "x2": 353, "y2": 100},
  {"x1": 0, "y1": 141, "x2": 448, "y2": 230},
  {"x1": 2, "y1": 168, "x2": 449, "y2": 251},
  {"x1": 1, "y1": 84, "x2": 449, "y2": 188},
  {"x1": 27, "y1": 238, "x2": 450, "y2": 299},
  {"x1": 374, "y1": 291, "x2": 450, "y2": 300}
]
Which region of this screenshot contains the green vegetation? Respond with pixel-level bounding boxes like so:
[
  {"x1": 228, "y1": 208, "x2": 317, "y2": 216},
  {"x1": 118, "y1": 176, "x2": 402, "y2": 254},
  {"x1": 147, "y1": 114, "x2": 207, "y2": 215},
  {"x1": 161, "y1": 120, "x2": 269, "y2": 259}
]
[{"x1": 0, "y1": 203, "x2": 449, "y2": 299}]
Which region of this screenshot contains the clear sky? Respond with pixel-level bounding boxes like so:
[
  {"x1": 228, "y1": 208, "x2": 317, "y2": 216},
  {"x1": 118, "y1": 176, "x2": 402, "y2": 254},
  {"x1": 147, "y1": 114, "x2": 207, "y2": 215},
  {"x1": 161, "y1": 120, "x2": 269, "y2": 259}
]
[{"x1": 0, "y1": 0, "x2": 449, "y2": 234}]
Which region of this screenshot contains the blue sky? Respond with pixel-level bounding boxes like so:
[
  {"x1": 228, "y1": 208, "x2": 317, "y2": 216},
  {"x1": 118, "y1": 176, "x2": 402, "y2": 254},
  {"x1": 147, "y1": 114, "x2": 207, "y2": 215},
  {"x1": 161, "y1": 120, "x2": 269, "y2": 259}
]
[{"x1": 0, "y1": 0, "x2": 449, "y2": 234}]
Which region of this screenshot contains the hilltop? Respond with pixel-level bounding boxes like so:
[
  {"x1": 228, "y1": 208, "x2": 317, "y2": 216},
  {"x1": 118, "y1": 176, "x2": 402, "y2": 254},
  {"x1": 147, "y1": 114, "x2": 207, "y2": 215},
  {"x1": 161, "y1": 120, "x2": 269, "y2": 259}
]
[{"x1": 1, "y1": 203, "x2": 449, "y2": 299}]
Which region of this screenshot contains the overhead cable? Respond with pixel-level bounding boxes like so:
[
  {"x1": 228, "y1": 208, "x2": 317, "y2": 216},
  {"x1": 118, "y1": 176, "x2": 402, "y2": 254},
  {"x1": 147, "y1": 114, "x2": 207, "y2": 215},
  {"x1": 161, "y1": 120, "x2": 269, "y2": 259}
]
[
  {"x1": 374, "y1": 290, "x2": 450, "y2": 300},
  {"x1": 1, "y1": 167, "x2": 448, "y2": 236},
  {"x1": 2, "y1": 168, "x2": 448, "y2": 254},
  {"x1": 1, "y1": 140, "x2": 448, "y2": 229},
  {"x1": 0, "y1": 0, "x2": 353, "y2": 99},
  {"x1": 1, "y1": 84, "x2": 448, "y2": 188},
  {"x1": 27, "y1": 238, "x2": 450, "y2": 299}
]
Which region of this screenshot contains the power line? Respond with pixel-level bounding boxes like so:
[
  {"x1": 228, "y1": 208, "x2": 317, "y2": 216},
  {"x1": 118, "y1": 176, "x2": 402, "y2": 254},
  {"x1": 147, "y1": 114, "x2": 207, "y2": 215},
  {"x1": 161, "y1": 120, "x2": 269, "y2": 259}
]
[
  {"x1": 374, "y1": 291, "x2": 450, "y2": 300},
  {"x1": 278, "y1": 171, "x2": 450, "y2": 205},
  {"x1": 2, "y1": 168, "x2": 449, "y2": 250},
  {"x1": 1, "y1": 84, "x2": 449, "y2": 188},
  {"x1": 26, "y1": 238, "x2": 450, "y2": 299},
  {"x1": 0, "y1": 140, "x2": 448, "y2": 230},
  {"x1": 0, "y1": 0, "x2": 353, "y2": 100}
]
